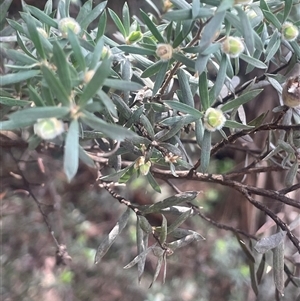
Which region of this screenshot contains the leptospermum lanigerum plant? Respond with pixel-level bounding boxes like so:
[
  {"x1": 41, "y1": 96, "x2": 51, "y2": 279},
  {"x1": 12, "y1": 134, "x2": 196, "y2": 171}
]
[{"x1": 1, "y1": 0, "x2": 300, "y2": 297}]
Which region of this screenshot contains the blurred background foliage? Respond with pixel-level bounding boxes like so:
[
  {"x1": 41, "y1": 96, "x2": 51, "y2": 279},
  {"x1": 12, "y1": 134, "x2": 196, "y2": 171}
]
[{"x1": 1, "y1": 0, "x2": 300, "y2": 301}]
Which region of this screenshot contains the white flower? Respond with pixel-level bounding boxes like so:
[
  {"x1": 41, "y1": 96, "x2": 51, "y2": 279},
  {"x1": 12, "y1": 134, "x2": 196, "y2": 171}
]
[
  {"x1": 34, "y1": 118, "x2": 64, "y2": 140},
  {"x1": 203, "y1": 108, "x2": 226, "y2": 132}
]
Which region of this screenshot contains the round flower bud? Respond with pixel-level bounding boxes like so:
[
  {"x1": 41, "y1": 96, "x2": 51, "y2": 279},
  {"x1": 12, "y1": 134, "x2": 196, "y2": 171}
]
[
  {"x1": 83, "y1": 70, "x2": 95, "y2": 83},
  {"x1": 101, "y1": 46, "x2": 112, "y2": 59},
  {"x1": 139, "y1": 161, "x2": 151, "y2": 176},
  {"x1": 203, "y1": 108, "x2": 226, "y2": 132},
  {"x1": 58, "y1": 17, "x2": 81, "y2": 38},
  {"x1": 282, "y1": 76, "x2": 300, "y2": 108},
  {"x1": 156, "y1": 43, "x2": 173, "y2": 61},
  {"x1": 282, "y1": 22, "x2": 299, "y2": 42},
  {"x1": 34, "y1": 118, "x2": 64, "y2": 140},
  {"x1": 134, "y1": 156, "x2": 151, "y2": 175},
  {"x1": 221, "y1": 36, "x2": 245, "y2": 58},
  {"x1": 37, "y1": 27, "x2": 48, "y2": 38},
  {"x1": 234, "y1": 0, "x2": 253, "y2": 4},
  {"x1": 134, "y1": 156, "x2": 145, "y2": 169},
  {"x1": 126, "y1": 31, "x2": 143, "y2": 45}
]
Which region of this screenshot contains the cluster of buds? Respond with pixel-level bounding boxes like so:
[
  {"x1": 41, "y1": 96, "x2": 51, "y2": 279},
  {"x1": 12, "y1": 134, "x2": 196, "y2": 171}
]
[
  {"x1": 134, "y1": 156, "x2": 151, "y2": 175},
  {"x1": 58, "y1": 17, "x2": 81, "y2": 38},
  {"x1": 221, "y1": 36, "x2": 245, "y2": 58},
  {"x1": 203, "y1": 108, "x2": 226, "y2": 132},
  {"x1": 282, "y1": 76, "x2": 300, "y2": 108},
  {"x1": 34, "y1": 118, "x2": 64, "y2": 140}
]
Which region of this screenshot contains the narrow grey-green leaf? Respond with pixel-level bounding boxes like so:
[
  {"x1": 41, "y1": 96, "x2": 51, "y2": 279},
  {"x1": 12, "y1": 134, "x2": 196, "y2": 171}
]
[
  {"x1": 221, "y1": 89, "x2": 263, "y2": 112},
  {"x1": 265, "y1": 30, "x2": 281, "y2": 63},
  {"x1": 177, "y1": 69, "x2": 194, "y2": 107},
  {"x1": 285, "y1": 161, "x2": 298, "y2": 187},
  {"x1": 256, "y1": 253, "x2": 266, "y2": 285},
  {"x1": 78, "y1": 145, "x2": 95, "y2": 168},
  {"x1": 26, "y1": 4, "x2": 58, "y2": 28},
  {"x1": 0, "y1": 0, "x2": 12, "y2": 26},
  {"x1": 283, "y1": 0, "x2": 293, "y2": 23},
  {"x1": 68, "y1": 29, "x2": 86, "y2": 72},
  {"x1": 41, "y1": 65, "x2": 70, "y2": 106},
  {"x1": 156, "y1": 119, "x2": 185, "y2": 142},
  {"x1": 141, "y1": 60, "x2": 165, "y2": 78},
  {"x1": 146, "y1": 172, "x2": 161, "y2": 193},
  {"x1": 166, "y1": 233, "x2": 201, "y2": 251},
  {"x1": 80, "y1": 1, "x2": 107, "y2": 31},
  {"x1": 200, "y1": 129, "x2": 211, "y2": 172},
  {"x1": 210, "y1": 54, "x2": 227, "y2": 102},
  {"x1": 108, "y1": 8, "x2": 127, "y2": 37},
  {"x1": 64, "y1": 119, "x2": 79, "y2": 182},
  {"x1": 159, "y1": 215, "x2": 168, "y2": 244},
  {"x1": 224, "y1": 120, "x2": 254, "y2": 130},
  {"x1": 239, "y1": 53, "x2": 267, "y2": 69},
  {"x1": 273, "y1": 240, "x2": 285, "y2": 296},
  {"x1": 97, "y1": 89, "x2": 117, "y2": 117},
  {"x1": 141, "y1": 10, "x2": 165, "y2": 43},
  {"x1": 0, "y1": 70, "x2": 40, "y2": 86},
  {"x1": 136, "y1": 218, "x2": 148, "y2": 282},
  {"x1": 167, "y1": 209, "x2": 192, "y2": 234},
  {"x1": 9, "y1": 106, "x2": 70, "y2": 124},
  {"x1": 164, "y1": 8, "x2": 192, "y2": 21},
  {"x1": 95, "y1": 208, "x2": 131, "y2": 264},
  {"x1": 262, "y1": 9, "x2": 281, "y2": 30},
  {"x1": 26, "y1": 14, "x2": 46, "y2": 59},
  {"x1": 0, "y1": 97, "x2": 31, "y2": 107},
  {"x1": 0, "y1": 119, "x2": 35, "y2": 130},
  {"x1": 143, "y1": 191, "x2": 198, "y2": 214},
  {"x1": 172, "y1": 52, "x2": 195, "y2": 70},
  {"x1": 165, "y1": 100, "x2": 203, "y2": 119},
  {"x1": 153, "y1": 61, "x2": 169, "y2": 95},
  {"x1": 236, "y1": 6, "x2": 254, "y2": 55},
  {"x1": 76, "y1": 0, "x2": 92, "y2": 26},
  {"x1": 118, "y1": 45, "x2": 155, "y2": 56},
  {"x1": 124, "y1": 245, "x2": 156, "y2": 269},
  {"x1": 254, "y1": 231, "x2": 287, "y2": 254},
  {"x1": 199, "y1": 71, "x2": 209, "y2": 110},
  {"x1": 79, "y1": 58, "x2": 112, "y2": 107},
  {"x1": 103, "y1": 79, "x2": 143, "y2": 92},
  {"x1": 149, "y1": 254, "x2": 164, "y2": 288},
  {"x1": 122, "y1": 2, "x2": 130, "y2": 36},
  {"x1": 171, "y1": 228, "x2": 205, "y2": 240},
  {"x1": 96, "y1": 9, "x2": 107, "y2": 40},
  {"x1": 53, "y1": 41, "x2": 72, "y2": 95},
  {"x1": 138, "y1": 216, "x2": 153, "y2": 234},
  {"x1": 3, "y1": 49, "x2": 38, "y2": 65},
  {"x1": 198, "y1": 11, "x2": 226, "y2": 53},
  {"x1": 81, "y1": 111, "x2": 137, "y2": 141}
]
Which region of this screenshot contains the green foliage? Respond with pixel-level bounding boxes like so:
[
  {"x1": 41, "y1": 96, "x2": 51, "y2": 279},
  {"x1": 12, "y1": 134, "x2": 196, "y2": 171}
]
[{"x1": 1, "y1": 0, "x2": 300, "y2": 298}]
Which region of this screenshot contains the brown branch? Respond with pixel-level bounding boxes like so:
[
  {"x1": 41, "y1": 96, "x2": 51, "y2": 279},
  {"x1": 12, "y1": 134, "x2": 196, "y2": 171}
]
[
  {"x1": 151, "y1": 168, "x2": 300, "y2": 209},
  {"x1": 187, "y1": 202, "x2": 258, "y2": 240},
  {"x1": 238, "y1": 189, "x2": 300, "y2": 254},
  {"x1": 8, "y1": 151, "x2": 60, "y2": 249},
  {"x1": 98, "y1": 181, "x2": 142, "y2": 215}
]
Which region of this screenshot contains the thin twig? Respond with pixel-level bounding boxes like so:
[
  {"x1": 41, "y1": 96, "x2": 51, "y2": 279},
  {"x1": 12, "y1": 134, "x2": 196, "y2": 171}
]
[
  {"x1": 9, "y1": 151, "x2": 60, "y2": 249},
  {"x1": 238, "y1": 189, "x2": 300, "y2": 254},
  {"x1": 187, "y1": 202, "x2": 258, "y2": 240},
  {"x1": 98, "y1": 181, "x2": 142, "y2": 214}
]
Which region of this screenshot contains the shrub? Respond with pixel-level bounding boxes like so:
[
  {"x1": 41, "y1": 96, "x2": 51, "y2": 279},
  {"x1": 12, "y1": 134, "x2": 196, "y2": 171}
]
[{"x1": 1, "y1": 0, "x2": 299, "y2": 299}]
